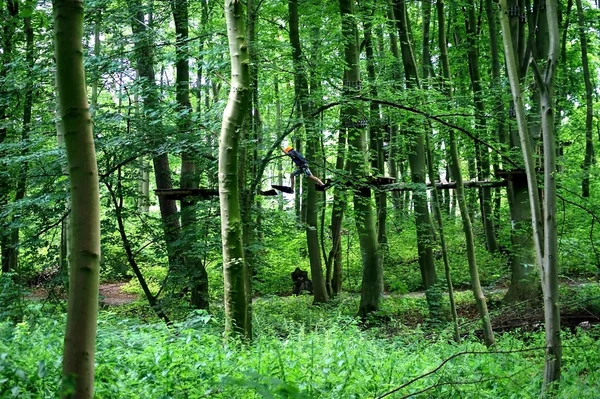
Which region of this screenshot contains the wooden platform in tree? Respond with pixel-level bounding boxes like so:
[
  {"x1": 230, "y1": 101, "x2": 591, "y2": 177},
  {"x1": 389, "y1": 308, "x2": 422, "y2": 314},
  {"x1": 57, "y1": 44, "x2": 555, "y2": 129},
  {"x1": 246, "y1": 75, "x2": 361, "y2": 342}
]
[
  {"x1": 494, "y1": 169, "x2": 527, "y2": 180},
  {"x1": 154, "y1": 188, "x2": 278, "y2": 200},
  {"x1": 368, "y1": 176, "x2": 397, "y2": 185},
  {"x1": 154, "y1": 188, "x2": 219, "y2": 200}
]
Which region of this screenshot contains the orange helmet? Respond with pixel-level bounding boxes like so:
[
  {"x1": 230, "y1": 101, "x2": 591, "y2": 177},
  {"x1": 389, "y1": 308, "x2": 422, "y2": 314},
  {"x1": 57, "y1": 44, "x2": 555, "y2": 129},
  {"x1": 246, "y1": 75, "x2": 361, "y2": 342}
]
[{"x1": 284, "y1": 145, "x2": 293, "y2": 153}]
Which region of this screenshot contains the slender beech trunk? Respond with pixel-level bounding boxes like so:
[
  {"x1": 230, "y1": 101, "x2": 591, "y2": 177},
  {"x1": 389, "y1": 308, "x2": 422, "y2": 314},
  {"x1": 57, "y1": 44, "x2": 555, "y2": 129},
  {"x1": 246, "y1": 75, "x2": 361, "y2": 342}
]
[
  {"x1": 288, "y1": 0, "x2": 328, "y2": 303},
  {"x1": 133, "y1": 71, "x2": 150, "y2": 214},
  {"x1": 0, "y1": 0, "x2": 18, "y2": 273},
  {"x1": 54, "y1": 1, "x2": 101, "y2": 397},
  {"x1": 576, "y1": 0, "x2": 594, "y2": 197},
  {"x1": 239, "y1": 0, "x2": 259, "y2": 303},
  {"x1": 364, "y1": 6, "x2": 387, "y2": 274},
  {"x1": 171, "y1": 0, "x2": 209, "y2": 309},
  {"x1": 556, "y1": 0, "x2": 572, "y2": 172},
  {"x1": 129, "y1": 0, "x2": 182, "y2": 272},
  {"x1": 436, "y1": 0, "x2": 492, "y2": 344},
  {"x1": 385, "y1": 1, "x2": 402, "y2": 212},
  {"x1": 9, "y1": 11, "x2": 34, "y2": 271},
  {"x1": 484, "y1": 0, "x2": 507, "y2": 242},
  {"x1": 339, "y1": 0, "x2": 382, "y2": 317},
  {"x1": 56, "y1": 83, "x2": 70, "y2": 282},
  {"x1": 274, "y1": 79, "x2": 284, "y2": 212},
  {"x1": 465, "y1": 0, "x2": 498, "y2": 253},
  {"x1": 503, "y1": 0, "x2": 539, "y2": 302},
  {"x1": 392, "y1": 0, "x2": 440, "y2": 317},
  {"x1": 450, "y1": 131, "x2": 496, "y2": 346},
  {"x1": 220, "y1": 0, "x2": 251, "y2": 339},
  {"x1": 499, "y1": 0, "x2": 561, "y2": 388},
  {"x1": 430, "y1": 0, "x2": 460, "y2": 341},
  {"x1": 328, "y1": 127, "x2": 347, "y2": 296},
  {"x1": 539, "y1": 0, "x2": 562, "y2": 388},
  {"x1": 106, "y1": 172, "x2": 170, "y2": 324},
  {"x1": 90, "y1": 10, "x2": 101, "y2": 114}
]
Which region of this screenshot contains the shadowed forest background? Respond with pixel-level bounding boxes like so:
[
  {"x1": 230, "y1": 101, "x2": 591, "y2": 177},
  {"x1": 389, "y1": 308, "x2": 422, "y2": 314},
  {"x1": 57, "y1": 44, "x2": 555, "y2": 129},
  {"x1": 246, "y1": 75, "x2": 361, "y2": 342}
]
[{"x1": 0, "y1": 0, "x2": 599, "y2": 397}]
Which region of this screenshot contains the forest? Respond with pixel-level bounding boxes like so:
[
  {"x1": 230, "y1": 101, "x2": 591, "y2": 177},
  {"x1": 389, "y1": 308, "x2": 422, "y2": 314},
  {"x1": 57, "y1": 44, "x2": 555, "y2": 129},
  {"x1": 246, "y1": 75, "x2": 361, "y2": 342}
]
[{"x1": 0, "y1": 0, "x2": 599, "y2": 397}]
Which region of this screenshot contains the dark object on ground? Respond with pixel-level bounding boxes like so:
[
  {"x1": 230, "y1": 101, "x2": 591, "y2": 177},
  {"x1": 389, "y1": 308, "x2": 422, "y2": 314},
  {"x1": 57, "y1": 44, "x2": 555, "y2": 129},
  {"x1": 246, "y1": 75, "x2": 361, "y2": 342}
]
[
  {"x1": 291, "y1": 267, "x2": 313, "y2": 295},
  {"x1": 272, "y1": 185, "x2": 294, "y2": 194},
  {"x1": 27, "y1": 265, "x2": 61, "y2": 287}
]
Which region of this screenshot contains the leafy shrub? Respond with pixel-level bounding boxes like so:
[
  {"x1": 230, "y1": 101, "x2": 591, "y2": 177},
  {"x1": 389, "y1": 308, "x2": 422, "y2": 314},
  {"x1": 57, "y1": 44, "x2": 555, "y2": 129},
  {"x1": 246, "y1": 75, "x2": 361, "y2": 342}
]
[{"x1": 1, "y1": 304, "x2": 599, "y2": 398}]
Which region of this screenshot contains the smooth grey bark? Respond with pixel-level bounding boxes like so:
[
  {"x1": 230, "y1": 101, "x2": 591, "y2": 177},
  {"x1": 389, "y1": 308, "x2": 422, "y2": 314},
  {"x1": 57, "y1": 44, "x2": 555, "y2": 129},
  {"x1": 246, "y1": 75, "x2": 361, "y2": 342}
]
[
  {"x1": 503, "y1": 0, "x2": 539, "y2": 302},
  {"x1": 0, "y1": 0, "x2": 18, "y2": 273},
  {"x1": 392, "y1": 0, "x2": 440, "y2": 318},
  {"x1": 364, "y1": 6, "x2": 387, "y2": 269},
  {"x1": 8, "y1": 10, "x2": 34, "y2": 271},
  {"x1": 129, "y1": 0, "x2": 182, "y2": 273},
  {"x1": 220, "y1": 0, "x2": 252, "y2": 339},
  {"x1": 171, "y1": 0, "x2": 209, "y2": 309},
  {"x1": 288, "y1": 0, "x2": 328, "y2": 303},
  {"x1": 106, "y1": 171, "x2": 170, "y2": 324},
  {"x1": 576, "y1": 0, "x2": 594, "y2": 197},
  {"x1": 328, "y1": 127, "x2": 347, "y2": 296},
  {"x1": 499, "y1": 0, "x2": 562, "y2": 388},
  {"x1": 274, "y1": 79, "x2": 284, "y2": 212},
  {"x1": 430, "y1": 0, "x2": 460, "y2": 342},
  {"x1": 54, "y1": 0, "x2": 101, "y2": 396},
  {"x1": 339, "y1": 0, "x2": 382, "y2": 317},
  {"x1": 465, "y1": 0, "x2": 498, "y2": 253}
]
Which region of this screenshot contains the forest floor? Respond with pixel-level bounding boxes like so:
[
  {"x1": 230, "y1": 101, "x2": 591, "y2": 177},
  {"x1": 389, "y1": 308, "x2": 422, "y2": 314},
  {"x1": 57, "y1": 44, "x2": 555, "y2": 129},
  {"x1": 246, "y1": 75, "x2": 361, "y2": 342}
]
[
  {"x1": 26, "y1": 280, "x2": 599, "y2": 334},
  {"x1": 27, "y1": 282, "x2": 137, "y2": 306}
]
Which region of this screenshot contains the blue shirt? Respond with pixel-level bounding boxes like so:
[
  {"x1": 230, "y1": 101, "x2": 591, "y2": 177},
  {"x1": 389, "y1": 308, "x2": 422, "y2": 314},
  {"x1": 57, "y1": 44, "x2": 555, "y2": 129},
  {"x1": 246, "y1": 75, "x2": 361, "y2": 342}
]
[{"x1": 287, "y1": 149, "x2": 308, "y2": 167}]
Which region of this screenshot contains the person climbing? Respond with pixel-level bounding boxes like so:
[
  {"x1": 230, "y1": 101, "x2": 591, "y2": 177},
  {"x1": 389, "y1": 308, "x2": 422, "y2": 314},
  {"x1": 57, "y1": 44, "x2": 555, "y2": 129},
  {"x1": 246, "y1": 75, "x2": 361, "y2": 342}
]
[{"x1": 281, "y1": 145, "x2": 325, "y2": 190}]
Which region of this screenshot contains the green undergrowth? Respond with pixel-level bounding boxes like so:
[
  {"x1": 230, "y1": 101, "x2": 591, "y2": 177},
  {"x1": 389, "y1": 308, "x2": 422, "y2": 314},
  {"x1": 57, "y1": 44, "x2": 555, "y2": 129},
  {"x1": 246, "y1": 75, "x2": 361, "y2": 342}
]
[{"x1": 2, "y1": 288, "x2": 600, "y2": 398}]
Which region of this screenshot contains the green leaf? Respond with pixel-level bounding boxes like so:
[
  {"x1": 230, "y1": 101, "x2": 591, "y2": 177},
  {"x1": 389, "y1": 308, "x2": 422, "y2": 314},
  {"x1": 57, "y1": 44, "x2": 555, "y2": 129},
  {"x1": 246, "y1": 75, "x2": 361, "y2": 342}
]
[
  {"x1": 37, "y1": 360, "x2": 46, "y2": 378},
  {"x1": 15, "y1": 369, "x2": 25, "y2": 380}
]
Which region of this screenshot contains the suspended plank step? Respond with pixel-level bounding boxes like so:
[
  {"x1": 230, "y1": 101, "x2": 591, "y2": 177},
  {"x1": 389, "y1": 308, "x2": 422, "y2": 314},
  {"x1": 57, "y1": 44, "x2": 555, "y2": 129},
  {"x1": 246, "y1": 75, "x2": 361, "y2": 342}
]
[
  {"x1": 154, "y1": 188, "x2": 218, "y2": 200},
  {"x1": 380, "y1": 180, "x2": 507, "y2": 192},
  {"x1": 368, "y1": 176, "x2": 396, "y2": 186},
  {"x1": 154, "y1": 188, "x2": 279, "y2": 200}
]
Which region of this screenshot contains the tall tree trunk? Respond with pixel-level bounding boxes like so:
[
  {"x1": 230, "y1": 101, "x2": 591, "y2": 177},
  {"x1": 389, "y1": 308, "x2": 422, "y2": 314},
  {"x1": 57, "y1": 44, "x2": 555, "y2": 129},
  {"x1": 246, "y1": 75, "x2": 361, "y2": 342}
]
[
  {"x1": 8, "y1": 10, "x2": 34, "y2": 271},
  {"x1": 56, "y1": 84, "x2": 70, "y2": 283},
  {"x1": 429, "y1": 0, "x2": 460, "y2": 341},
  {"x1": 450, "y1": 131, "x2": 496, "y2": 346},
  {"x1": 484, "y1": 0, "x2": 506, "y2": 230},
  {"x1": 171, "y1": 0, "x2": 209, "y2": 309},
  {"x1": 54, "y1": 1, "x2": 101, "y2": 397},
  {"x1": 576, "y1": 0, "x2": 594, "y2": 198},
  {"x1": 274, "y1": 79, "x2": 284, "y2": 212},
  {"x1": 436, "y1": 0, "x2": 493, "y2": 345},
  {"x1": 392, "y1": 0, "x2": 440, "y2": 318},
  {"x1": 0, "y1": 0, "x2": 18, "y2": 273},
  {"x1": 465, "y1": 0, "x2": 498, "y2": 253},
  {"x1": 328, "y1": 127, "x2": 347, "y2": 296},
  {"x1": 129, "y1": 0, "x2": 182, "y2": 272},
  {"x1": 364, "y1": 5, "x2": 387, "y2": 271},
  {"x1": 90, "y1": 10, "x2": 101, "y2": 114},
  {"x1": 499, "y1": 0, "x2": 562, "y2": 388},
  {"x1": 339, "y1": 0, "x2": 382, "y2": 317},
  {"x1": 503, "y1": 0, "x2": 539, "y2": 302},
  {"x1": 288, "y1": 0, "x2": 328, "y2": 303},
  {"x1": 220, "y1": 0, "x2": 252, "y2": 339},
  {"x1": 539, "y1": 0, "x2": 562, "y2": 388},
  {"x1": 106, "y1": 170, "x2": 170, "y2": 324},
  {"x1": 556, "y1": 0, "x2": 573, "y2": 172}
]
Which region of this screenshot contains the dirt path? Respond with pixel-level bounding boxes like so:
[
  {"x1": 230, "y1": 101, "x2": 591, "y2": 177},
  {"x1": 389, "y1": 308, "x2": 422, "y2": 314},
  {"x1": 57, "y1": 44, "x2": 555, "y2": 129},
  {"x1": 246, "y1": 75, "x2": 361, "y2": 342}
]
[
  {"x1": 27, "y1": 282, "x2": 137, "y2": 306},
  {"x1": 99, "y1": 283, "x2": 137, "y2": 305}
]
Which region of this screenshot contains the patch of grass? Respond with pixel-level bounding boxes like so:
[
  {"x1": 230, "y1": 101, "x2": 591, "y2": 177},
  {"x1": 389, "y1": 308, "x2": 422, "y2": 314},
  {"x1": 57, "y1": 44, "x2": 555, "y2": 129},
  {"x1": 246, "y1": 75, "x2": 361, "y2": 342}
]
[{"x1": 1, "y1": 302, "x2": 599, "y2": 398}]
